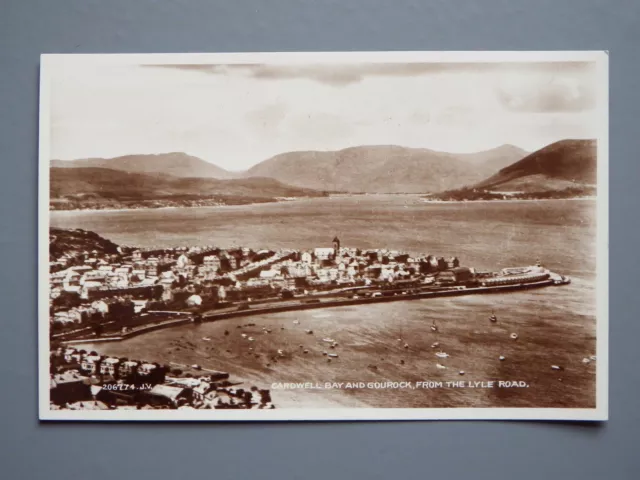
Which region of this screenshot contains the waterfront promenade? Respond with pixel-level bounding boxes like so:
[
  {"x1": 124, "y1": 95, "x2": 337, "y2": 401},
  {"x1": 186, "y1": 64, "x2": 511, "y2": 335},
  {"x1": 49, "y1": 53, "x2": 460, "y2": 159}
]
[{"x1": 61, "y1": 278, "x2": 558, "y2": 345}]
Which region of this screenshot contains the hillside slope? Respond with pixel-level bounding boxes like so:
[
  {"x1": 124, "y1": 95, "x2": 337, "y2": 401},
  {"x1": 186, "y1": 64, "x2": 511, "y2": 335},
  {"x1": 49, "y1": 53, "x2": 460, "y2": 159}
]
[
  {"x1": 50, "y1": 167, "x2": 325, "y2": 210},
  {"x1": 245, "y1": 145, "x2": 528, "y2": 193},
  {"x1": 49, "y1": 228, "x2": 120, "y2": 260},
  {"x1": 51, "y1": 152, "x2": 237, "y2": 179},
  {"x1": 474, "y1": 139, "x2": 597, "y2": 192}
]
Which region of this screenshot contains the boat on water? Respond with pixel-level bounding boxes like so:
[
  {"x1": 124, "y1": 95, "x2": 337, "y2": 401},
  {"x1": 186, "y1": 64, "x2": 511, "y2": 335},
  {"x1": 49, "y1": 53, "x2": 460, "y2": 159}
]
[{"x1": 551, "y1": 274, "x2": 571, "y2": 285}]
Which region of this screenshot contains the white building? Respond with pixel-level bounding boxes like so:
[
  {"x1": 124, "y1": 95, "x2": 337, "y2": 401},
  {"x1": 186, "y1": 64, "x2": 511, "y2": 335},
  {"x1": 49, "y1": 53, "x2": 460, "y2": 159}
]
[
  {"x1": 138, "y1": 363, "x2": 157, "y2": 376},
  {"x1": 99, "y1": 357, "x2": 120, "y2": 376},
  {"x1": 81, "y1": 354, "x2": 101, "y2": 374},
  {"x1": 314, "y1": 248, "x2": 335, "y2": 261}
]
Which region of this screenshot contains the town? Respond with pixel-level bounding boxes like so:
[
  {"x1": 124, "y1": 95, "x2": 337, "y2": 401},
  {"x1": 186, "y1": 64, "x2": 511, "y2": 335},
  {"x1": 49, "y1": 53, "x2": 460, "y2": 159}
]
[
  {"x1": 48, "y1": 229, "x2": 565, "y2": 410},
  {"x1": 48, "y1": 232, "x2": 493, "y2": 337}
]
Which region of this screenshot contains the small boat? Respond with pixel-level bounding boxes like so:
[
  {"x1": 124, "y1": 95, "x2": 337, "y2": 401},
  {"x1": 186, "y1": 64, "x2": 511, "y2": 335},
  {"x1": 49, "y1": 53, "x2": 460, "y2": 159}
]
[
  {"x1": 202, "y1": 337, "x2": 211, "y2": 341},
  {"x1": 436, "y1": 363, "x2": 446, "y2": 369},
  {"x1": 489, "y1": 314, "x2": 497, "y2": 323},
  {"x1": 435, "y1": 352, "x2": 449, "y2": 359},
  {"x1": 322, "y1": 338, "x2": 336, "y2": 343},
  {"x1": 328, "y1": 353, "x2": 339, "y2": 358}
]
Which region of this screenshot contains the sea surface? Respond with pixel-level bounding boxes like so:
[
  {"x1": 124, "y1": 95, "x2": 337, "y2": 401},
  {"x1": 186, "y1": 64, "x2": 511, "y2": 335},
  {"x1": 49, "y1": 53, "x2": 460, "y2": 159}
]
[{"x1": 53, "y1": 195, "x2": 599, "y2": 409}]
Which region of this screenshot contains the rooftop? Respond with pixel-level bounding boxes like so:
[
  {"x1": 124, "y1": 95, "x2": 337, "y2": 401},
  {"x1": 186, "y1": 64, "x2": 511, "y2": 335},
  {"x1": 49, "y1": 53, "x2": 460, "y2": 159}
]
[
  {"x1": 149, "y1": 384, "x2": 186, "y2": 401},
  {"x1": 51, "y1": 371, "x2": 88, "y2": 387}
]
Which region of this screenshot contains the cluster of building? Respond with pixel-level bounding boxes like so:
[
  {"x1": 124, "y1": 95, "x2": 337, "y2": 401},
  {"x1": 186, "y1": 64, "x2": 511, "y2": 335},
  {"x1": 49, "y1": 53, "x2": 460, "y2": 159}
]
[
  {"x1": 49, "y1": 347, "x2": 274, "y2": 410},
  {"x1": 49, "y1": 235, "x2": 468, "y2": 328}
]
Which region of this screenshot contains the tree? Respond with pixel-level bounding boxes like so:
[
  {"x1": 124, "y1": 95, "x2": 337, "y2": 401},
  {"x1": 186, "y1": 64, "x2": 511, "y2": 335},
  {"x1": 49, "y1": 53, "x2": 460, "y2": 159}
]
[
  {"x1": 437, "y1": 257, "x2": 448, "y2": 271},
  {"x1": 152, "y1": 285, "x2": 163, "y2": 300},
  {"x1": 108, "y1": 299, "x2": 135, "y2": 325},
  {"x1": 52, "y1": 291, "x2": 81, "y2": 309},
  {"x1": 92, "y1": 323, "x2": 103, "y2": 337}
]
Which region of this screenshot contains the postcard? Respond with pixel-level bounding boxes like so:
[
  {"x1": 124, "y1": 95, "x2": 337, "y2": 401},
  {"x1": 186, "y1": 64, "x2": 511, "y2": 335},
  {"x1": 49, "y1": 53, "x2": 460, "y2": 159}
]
[{"x1": 39, "y1": 51, "x2": 608, "y2": 421}]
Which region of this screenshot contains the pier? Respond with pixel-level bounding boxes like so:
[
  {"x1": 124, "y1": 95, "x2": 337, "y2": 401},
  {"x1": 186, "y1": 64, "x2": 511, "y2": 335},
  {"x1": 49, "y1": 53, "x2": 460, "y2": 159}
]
[{"x1": 61, "y1": 277, "x2": 561, "y2": 345}]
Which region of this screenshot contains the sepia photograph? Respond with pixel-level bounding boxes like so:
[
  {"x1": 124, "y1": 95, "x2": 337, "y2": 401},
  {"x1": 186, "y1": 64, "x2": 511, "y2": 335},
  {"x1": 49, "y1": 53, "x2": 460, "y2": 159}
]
[{"x1": 38, "y1": 51, "x2": 608, "y2": 421}]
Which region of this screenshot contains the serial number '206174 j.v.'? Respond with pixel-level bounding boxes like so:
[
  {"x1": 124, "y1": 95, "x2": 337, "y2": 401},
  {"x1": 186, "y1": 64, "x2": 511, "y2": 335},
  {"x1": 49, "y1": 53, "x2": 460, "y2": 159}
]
[{"x1": 101, "y1": 383, "x2": 153, "y2": 391}]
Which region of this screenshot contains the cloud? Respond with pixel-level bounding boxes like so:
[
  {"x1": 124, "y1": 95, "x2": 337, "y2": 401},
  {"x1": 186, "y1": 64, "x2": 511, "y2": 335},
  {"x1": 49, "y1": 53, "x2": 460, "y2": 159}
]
[
  {"x1": 146, "y1": 63, "x2": 454, "y2": 85},
  {"x1": 51, "y1": 61, "x2": 600, "y2": 167},
  {"x1": 495, "y1": 64, "x2": 598, "y2": 113},
  {"x1": 144, "y1": 61, "x2": 597, "y2": 89},
  {"x1": 245, "y1": 103, "x2": 289, "y2": 130}
]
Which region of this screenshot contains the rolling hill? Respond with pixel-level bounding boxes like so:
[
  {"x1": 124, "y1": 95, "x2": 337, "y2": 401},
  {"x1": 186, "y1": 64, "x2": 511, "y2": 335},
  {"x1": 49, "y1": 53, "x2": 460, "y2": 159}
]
[
  {"x1": 244, "y1": 145, "x2": 528, "y2": 193},
  {"x1": 50, "y1": 167, "x2": 325, "y2": 210},
  {"x1": 51, "y1": 153, "x2": 237, "y2": 179},
  {"x1": 474, "y1": 139, "x2": 597, "y2": 192}
]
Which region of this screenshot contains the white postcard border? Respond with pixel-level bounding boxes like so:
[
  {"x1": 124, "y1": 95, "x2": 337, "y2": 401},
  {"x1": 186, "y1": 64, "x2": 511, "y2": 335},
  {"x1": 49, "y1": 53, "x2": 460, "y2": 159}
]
[{"x1": 38, "y1": 50, "x2": 609, "y2": 422}]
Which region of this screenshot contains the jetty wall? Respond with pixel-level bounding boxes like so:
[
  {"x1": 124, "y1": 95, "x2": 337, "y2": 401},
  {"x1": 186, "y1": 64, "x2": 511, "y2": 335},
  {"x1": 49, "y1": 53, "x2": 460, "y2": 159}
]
[{"x1": 62, "y1": 279, "x2": 555, "y2": 345}]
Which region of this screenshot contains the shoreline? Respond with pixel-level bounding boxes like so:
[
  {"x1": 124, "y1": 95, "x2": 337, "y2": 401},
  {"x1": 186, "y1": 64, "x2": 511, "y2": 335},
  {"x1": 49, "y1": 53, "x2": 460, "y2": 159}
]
[
  {"x1": 50, "y1": 195, "x2": 596, "y2": 214},
  {"x1": 60, "y1": 278, "x2": 561, "y2": 345},
  {"x1": 49, "y1": 201, "x2": 280, "y2": 214},
  {"x1": 421, "y1": 196, "x2": 597, "y2": 204}
]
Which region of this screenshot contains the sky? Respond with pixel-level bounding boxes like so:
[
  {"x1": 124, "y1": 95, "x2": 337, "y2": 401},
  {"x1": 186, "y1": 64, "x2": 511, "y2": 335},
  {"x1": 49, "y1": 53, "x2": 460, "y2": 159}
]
[{"x1": 48, "y1": 60, "x2": 601, "y2": 171}]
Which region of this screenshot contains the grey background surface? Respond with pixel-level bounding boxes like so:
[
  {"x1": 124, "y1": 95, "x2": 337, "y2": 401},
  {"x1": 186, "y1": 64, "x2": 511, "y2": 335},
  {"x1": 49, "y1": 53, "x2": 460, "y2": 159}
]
[{"x1": 1, "y1": 0, "x2": 638, "y2": 478}]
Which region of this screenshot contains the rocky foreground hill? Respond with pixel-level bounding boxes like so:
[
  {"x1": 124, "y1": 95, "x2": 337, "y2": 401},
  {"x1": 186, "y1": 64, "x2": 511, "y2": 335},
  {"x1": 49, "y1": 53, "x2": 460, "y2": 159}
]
[{"x1": 49, "y1": 228, "x2": 120, "y2": 261}]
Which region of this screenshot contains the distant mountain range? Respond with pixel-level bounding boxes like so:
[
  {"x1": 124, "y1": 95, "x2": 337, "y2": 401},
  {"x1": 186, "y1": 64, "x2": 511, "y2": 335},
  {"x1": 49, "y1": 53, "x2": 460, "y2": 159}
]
[
  {"x1": 51, "y1": 153, "x2": 238, "y2": 180},
  {"x1": 50, "y1": 140, "x2": 597, "y2": 208},
  {"x1": 245, "y1": 145, "x2": 529, "y2": 193},
  {"x1": 473, "y1": 139, "x2": 597, "y2": 192},
  {"x1": 52, "y1": 145, "x2": 528, "y2": 195}
]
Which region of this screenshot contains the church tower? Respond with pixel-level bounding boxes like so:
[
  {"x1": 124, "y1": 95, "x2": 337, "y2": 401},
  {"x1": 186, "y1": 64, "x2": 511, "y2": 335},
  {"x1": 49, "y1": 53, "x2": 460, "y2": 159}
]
[{"x1": 332, "y1": 236, "x2": 340, "y2": 258}]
